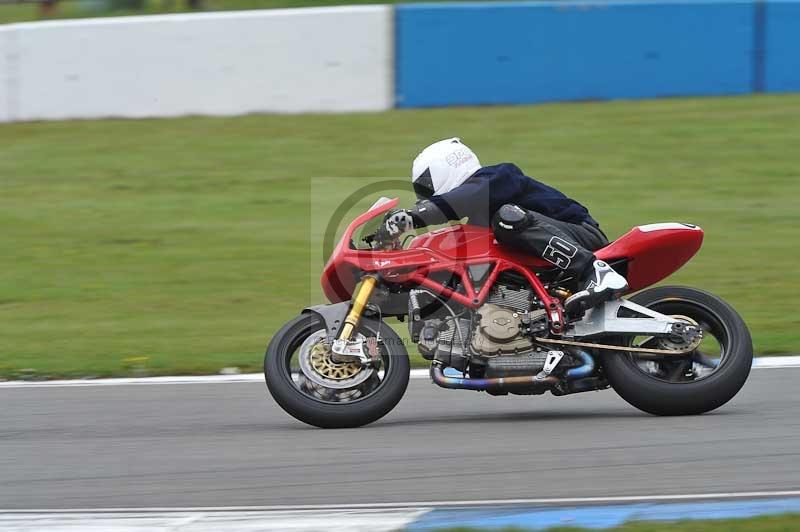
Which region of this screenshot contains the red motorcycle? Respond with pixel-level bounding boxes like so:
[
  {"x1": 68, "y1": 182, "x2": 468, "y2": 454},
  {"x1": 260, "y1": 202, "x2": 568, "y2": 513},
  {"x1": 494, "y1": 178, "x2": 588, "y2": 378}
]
[{"x1": 265, "y1": 198, "x2": 752, "y2": 428}]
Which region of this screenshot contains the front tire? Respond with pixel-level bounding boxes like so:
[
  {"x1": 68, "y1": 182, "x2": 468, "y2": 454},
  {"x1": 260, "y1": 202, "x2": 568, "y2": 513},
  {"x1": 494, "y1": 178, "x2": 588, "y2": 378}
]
[
  {"x1": 265, "y1": 313, "x2": 410, "y2": 428},
  {"x1": 603, "y1": 286, "x2": 752, "y2": 416}
]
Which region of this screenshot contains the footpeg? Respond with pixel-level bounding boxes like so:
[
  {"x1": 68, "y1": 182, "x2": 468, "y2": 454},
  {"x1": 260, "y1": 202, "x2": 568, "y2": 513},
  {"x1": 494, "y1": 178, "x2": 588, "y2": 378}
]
[{"x1": 565, "y1": 260, "x2": 629, "y2": 313}]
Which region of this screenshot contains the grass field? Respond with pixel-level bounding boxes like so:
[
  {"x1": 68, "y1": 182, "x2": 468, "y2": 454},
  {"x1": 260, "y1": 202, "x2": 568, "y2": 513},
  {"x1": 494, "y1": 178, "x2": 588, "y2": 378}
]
[
  {"x1": 439, "y1": 512, "x2": 800, "y2": 531},
  {"x1": 1, "y1": 94, "x2": 798, "y2": 378},
  {"x1": 0, "y1": 0, "x2": 467, "y2": 25}
]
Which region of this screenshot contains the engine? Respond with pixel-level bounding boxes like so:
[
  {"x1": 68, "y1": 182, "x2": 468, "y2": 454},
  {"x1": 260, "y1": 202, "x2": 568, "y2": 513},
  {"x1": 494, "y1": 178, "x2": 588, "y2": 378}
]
[
  {"x1": 471, "y1": 304, "x2": 533, "y2": 356},
  {"x1": 410, "y1": 284, "x2": 550, "y2": 375}
]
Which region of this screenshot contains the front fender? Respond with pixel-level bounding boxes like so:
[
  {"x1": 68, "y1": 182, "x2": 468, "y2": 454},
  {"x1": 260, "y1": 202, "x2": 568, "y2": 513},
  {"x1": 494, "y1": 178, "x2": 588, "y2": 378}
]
[{"x1": 302, "y1": 302, "x2": 350, "y2": 339}]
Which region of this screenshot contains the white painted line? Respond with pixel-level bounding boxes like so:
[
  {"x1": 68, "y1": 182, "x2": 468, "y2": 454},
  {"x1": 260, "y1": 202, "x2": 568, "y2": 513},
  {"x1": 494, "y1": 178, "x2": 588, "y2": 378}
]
[
  {"x1": 0, "y1": 358, "x2": 797, "y2": 389},
  {"x1": 752, "y1": 355, "x2": 800, "y2": 368},
  {"x1": 0, "y1": 369, "x2": 428, "y2": 388},
  {"x1": 4, "y1": 490, "x2": 800, "y2": 514},
  {"x1": 0, "y1": 374, "x2": 265, "y2": 388},
  {"x1": 0, "y1": 509, "x2": 430, "y2": 532}
]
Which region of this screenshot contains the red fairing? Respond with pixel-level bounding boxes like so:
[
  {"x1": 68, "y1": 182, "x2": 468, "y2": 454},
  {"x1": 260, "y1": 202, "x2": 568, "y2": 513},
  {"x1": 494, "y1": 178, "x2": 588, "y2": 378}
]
[
  {"x1": 321, "y1": 197, "x2": 400, "y2": 303},
  {"x1": 596, "y1": 223, "x2": 704, "y2": 292},
  {"x1": 321, "y1": 197, "x2": 703, "y2": 303}
]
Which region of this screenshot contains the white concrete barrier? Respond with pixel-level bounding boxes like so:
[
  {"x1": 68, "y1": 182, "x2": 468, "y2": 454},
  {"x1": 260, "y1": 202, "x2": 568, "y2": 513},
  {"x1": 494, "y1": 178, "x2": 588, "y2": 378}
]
[
  {"x1": 0, "y1": 28, "x2": 13, "y2": 122},
  {"x1": 0, "y1": 6, "x2": 393, "y2": 122}
]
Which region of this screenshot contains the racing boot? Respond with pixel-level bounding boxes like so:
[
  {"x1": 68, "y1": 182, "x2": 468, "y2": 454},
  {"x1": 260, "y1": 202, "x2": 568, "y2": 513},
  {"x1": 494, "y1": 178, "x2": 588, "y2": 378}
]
[{"x1": 564, "y1": 260, "x2": 628, "y2": 314}]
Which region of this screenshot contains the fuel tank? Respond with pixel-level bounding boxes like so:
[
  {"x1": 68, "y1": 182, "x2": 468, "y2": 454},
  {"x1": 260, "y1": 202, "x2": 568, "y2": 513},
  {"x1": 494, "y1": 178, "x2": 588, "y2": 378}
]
[{"x1": 407, "y1": 225, "x2": 551, "y2": 268}]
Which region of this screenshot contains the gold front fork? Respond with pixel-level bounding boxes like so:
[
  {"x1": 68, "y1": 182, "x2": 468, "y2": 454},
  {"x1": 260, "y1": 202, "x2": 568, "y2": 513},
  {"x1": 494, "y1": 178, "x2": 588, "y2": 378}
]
[{"x1": 338, "y1": 275, "x2": 378, "y2": 341}]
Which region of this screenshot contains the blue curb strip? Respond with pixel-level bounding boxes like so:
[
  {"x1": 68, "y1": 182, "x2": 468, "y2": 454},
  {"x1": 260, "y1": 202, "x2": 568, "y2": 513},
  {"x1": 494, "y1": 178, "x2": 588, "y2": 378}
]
[{"x1": 406, "y1": 497, "x2": 800, "y2": 530}]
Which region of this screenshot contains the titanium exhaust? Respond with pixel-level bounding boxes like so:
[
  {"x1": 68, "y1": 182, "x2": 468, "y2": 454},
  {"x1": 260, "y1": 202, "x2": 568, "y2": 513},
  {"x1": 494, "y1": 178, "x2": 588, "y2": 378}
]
[
  {"x1": 430, "y1": 364, "x2": 559, "y2": 393},
  {"x1": 430, "y1": 349, "x2": 596, "y2": 394},
  {"x1": 565, "y1": 349, "x2": 595, "y2": 379}
]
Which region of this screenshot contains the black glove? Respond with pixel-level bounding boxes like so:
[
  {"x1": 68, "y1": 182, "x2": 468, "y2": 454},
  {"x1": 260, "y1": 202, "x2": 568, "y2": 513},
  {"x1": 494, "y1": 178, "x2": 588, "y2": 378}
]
[{"x1": 383, "y1": 209, "x2": 415, "y2": 237}]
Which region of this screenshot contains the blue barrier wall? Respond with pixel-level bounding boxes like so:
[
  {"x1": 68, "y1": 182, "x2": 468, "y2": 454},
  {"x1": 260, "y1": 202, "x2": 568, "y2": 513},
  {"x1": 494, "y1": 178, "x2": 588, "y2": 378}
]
[
  {"x1": 396, "y1": 1, "x2": 757, "y2": 108},
  {"x1": 765, "y1": 0, "x2": 800, "y2": 91}
]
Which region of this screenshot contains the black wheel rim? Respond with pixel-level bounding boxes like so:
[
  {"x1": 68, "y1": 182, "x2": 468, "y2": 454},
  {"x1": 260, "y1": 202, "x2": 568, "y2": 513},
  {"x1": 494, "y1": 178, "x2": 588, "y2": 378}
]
[{"x1": 626, "y1": 298, "x2": 730, "y2": 384}]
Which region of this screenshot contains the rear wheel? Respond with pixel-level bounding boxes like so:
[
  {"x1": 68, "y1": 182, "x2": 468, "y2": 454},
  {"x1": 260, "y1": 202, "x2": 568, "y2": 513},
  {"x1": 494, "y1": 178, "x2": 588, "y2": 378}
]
[
  {"x1": 603, "y1": 286, "x2": 752, "y2": 416},
  {"x1": 265, "y1": 313, "x2": 410, "y2": 428}
]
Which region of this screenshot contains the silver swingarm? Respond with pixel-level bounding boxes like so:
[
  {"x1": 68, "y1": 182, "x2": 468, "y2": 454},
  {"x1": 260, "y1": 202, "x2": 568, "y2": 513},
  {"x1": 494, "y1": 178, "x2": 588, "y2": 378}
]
[
  {"x1": 531, "y1": 299, "x2": 703, "y2": 357},
  {"x1": 567, "y1": 299, "x2": 691, "y2": 338}
]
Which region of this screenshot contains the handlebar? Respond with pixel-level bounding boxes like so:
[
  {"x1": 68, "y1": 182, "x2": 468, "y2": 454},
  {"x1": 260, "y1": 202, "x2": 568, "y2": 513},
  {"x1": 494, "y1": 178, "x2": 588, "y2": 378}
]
[{"x1": 362, "y1": 226, "x2": 401, "y2": 250}]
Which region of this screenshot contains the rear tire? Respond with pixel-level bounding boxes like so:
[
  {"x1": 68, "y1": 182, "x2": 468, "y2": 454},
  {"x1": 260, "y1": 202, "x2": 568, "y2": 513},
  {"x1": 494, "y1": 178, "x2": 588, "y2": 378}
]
[
  {"x1": 603, "y1": 286, "x2": 752, "y2": 416},
  {"x1": 265, "y1": 313, "x2": 410, "y2": 428}
]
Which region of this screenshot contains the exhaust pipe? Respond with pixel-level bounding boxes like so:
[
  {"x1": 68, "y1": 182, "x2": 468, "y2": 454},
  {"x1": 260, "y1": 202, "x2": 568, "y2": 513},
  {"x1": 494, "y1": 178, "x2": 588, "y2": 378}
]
[
  {"x1": 430, "y1": 364, "x2": 559, "y2": 393},
  {"x1": 430, "y1": 349, "x2": 595, "y2": 393},
  {"x1": 565, "y1": 349, "x2": 595, "y2": 379}
]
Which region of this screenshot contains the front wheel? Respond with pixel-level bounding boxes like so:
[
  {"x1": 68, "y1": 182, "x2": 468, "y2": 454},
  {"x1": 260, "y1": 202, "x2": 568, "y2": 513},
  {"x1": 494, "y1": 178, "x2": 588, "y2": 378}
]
[
  {"x1": 603, "y1": 286, "x2": 752, "y2": 416},
  {"x1": 265, "y1": 313, "x2": 410, "y2": 428}
]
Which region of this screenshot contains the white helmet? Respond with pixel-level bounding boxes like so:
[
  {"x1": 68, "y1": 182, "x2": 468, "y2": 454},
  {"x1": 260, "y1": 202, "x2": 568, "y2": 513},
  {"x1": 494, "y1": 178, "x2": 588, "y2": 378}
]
[{"x1": 411, "y1": 138, "x2": 481, "y2": 199}]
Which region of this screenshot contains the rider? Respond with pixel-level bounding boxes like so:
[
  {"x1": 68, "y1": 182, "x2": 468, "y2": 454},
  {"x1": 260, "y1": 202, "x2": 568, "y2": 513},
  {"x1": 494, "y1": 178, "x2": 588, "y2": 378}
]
[{"x1": 383, "y1": 137, "x2": 628, "y2": 313}]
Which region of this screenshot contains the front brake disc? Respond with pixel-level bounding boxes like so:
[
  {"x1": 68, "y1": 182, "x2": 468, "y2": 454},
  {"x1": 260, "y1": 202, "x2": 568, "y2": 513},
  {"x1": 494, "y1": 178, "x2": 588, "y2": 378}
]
[{"x1": 297, "y1": 329, "x2": 374, "y2": 390}]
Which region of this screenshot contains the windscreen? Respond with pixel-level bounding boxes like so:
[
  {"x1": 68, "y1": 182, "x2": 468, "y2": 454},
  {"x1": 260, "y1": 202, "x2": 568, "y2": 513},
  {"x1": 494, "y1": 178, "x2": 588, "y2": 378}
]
[{"x1": 351, "y1": 197, "x2": 393, "y2": 250}]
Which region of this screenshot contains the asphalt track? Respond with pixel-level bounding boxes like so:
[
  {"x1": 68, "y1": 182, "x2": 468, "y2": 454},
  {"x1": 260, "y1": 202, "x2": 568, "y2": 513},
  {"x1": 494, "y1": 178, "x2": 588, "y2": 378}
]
[{"x1": 2, "y1": 368, "x2": 799, "y2": 510}]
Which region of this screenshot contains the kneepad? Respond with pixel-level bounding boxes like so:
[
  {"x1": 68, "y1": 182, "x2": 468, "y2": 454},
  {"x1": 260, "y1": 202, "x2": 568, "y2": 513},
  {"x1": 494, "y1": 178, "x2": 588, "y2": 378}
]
[{"x1": 494, "y1": 204, "x2": 531, "y2": 232}]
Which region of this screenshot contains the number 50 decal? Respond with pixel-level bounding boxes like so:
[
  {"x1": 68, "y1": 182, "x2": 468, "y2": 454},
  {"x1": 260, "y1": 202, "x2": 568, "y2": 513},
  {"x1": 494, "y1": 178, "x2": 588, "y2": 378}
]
[{"x1": 542, "y1": 237, "x2": 578, "y2": 269}]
